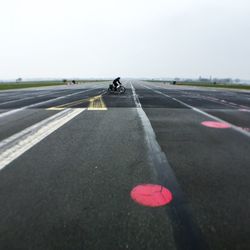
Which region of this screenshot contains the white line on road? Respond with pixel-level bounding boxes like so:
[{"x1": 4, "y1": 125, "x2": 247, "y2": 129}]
[
  {"x1": 0, "y1": 108, "x2": 85, "y2": 171},
  {"x1": 141, "y1": 83, "x2": 250, "y2": 138},
  {"x1": 130, "y1": 82, "x2": 205, "y2": 249},
  {"x1": 0, "y1": 88, "x2": 97, "y2": 119},
  {"x1": 181, "y1": 91, "x2": 250, "y2": 110},
  {"x1": 130, "y1": 83, "x2": 141, "y2": 108},
  {"x1": 0, "y1": 90, "x2": 67, "y2": 106}
]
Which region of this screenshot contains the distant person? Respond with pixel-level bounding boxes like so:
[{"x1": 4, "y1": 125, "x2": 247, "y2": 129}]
[{"x1": 113, "y1": 77, "x2": 121, "y2": 91}]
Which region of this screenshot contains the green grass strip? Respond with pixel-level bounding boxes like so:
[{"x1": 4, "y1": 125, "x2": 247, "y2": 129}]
[{"x1": 0, "y1": 82, "x2": 65, "y2": 91}]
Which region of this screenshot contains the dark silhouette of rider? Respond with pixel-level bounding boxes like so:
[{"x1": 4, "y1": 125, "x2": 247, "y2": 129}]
[{"x1": 113, "y1": 77, "x2": 121, "y2": 91}]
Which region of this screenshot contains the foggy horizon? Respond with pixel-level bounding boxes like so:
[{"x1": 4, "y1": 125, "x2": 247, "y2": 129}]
[{"x1": 1, "y1": 0, "x2": 250, "y2": 79}]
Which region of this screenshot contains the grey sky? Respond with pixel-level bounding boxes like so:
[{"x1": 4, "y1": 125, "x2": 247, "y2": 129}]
[{"x1": 1, "y1": 0, "x2": 250, "y2": 79}]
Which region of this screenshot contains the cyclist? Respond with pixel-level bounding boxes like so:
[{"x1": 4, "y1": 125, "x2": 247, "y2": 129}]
[{"x1": 113, "y1": 77, "x2": 121, "y2": 91}]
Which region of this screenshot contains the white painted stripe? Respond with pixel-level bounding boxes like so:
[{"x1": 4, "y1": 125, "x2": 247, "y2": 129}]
[
  {"x1": 0, "y1": 108, "x2": 85, "y2": 170},
  {"x1": 47, "y1": 107, "x2": 65, "y2": 111},
  {"x1": 87, "y1": 108, "x2": 107, "y2": 110},
  {"x1": 130, "y1": 83, "x2": 141, "y2": 108},
  {"x1": 0, "y1": 88, "x2": 97, "y2": 119},
  {"x1": 0, "y1": 90, "x2": 66, "y2": 106},
  {"x1": 141, "y1": 83, "x2": 250, "y2": 138},
  {"x1": 0, "y1": 108, "x2": 26, "y2": 118},
  {"x1": 131, "y1": 83, "x2": 205, "y2": 247}
]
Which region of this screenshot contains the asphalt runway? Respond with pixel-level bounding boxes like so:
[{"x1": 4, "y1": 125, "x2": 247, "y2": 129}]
[{"x1": 0, "y1": 81, "x2": 249, "y2": 250}]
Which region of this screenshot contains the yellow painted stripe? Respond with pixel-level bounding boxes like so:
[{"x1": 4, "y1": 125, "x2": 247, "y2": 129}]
[
  {"x1": 47, "y1": 94, "x2": 107, "y2": 111},
  {"x1": 87, "y1": 95, "x2": 107, "y2": 110},
  {"x1": 57, "y1": 99, "x2": 88, "y2": 108},
  {"x1": 47, "y1": 99, "x2": 88, "y2": 110}
]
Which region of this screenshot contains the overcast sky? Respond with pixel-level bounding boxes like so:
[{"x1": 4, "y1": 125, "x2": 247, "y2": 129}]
[{"x1": 1, "y1": 0, "x2": 250, "y2": 79}]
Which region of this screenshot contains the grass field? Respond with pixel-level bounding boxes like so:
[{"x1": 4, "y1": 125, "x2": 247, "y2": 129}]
[{"x1": 0, "y1": 82, "x2": 65, "y2": 91}]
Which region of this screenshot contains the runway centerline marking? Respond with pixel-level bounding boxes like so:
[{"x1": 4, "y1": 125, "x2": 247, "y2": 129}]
[
  {"x1": 0, "y1": 108, "x2": 85, "y2": 171},
  {"x1": 141, "y1": 83, "x2": 250, "y2": 138},
  {"x1": 130, "y1": 82, "x2": 207, "y2": 250}
]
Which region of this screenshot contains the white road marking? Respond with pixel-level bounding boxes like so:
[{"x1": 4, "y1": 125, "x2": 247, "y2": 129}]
[
  {"x1": 130, "y1": 83, "x2": 141, "y2": 108},
  {"x1": 185, "y1": 92, "x2": 250, "y2": 110},
  {"x1": 0, "y1": 90, "x2": 67, "y2": 106},
  {"x1": 46, "y1": 107, "x2": 65, "y2": 111},
  {"x1": 141, "y1": 83, "x2": 250, "y2": 138},
  {"x1": 0, "y1": 108, "x2": 85, "y2": 171},
  {"x1": 0, "y1": 88, "x2": 97, "y2": 119},
  {"x1": 130, "y1": 82, "x2": 204, "y2": 247}
]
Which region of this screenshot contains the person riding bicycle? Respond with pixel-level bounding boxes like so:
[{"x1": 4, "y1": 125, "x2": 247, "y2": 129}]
[{"x1": 113, "y1": 77, "x2": 121, "y2": 91}]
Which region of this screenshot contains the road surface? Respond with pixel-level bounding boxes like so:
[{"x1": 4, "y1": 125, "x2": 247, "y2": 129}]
[{"x1": 0, "y1": 81, "x2": 249, "y2": 250}]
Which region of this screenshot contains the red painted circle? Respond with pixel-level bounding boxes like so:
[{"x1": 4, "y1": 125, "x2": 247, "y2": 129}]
[
  {"x1": 130, "y1": 184, "x2": 172, "y2": 207},
  {"x1": 201, "y1": 121, "x2": 231, "y2": 129}
]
